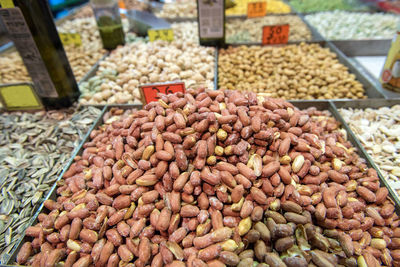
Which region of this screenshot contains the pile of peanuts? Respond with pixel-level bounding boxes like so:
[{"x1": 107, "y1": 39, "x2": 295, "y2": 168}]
[
  {"x1": 0, "y1": 51, "x2": 30, "y2": 84},
  {"x1": 171, "y1": 22, "x2": 199, "y2": 44},
  {"x1": 225, "y1": 0, "x2": 291, "y2": 16},
  {"x1": 155, "y1": 0, "x2": 197, "y2": 18},
  {"x1": 16, "y1": 89, "x2": 400, "y2": 266},
  {"x1": 218, "y1": 43, "x2": 366, "y2": 100},
  {"x1": 79, "y1": 41, "x2": 215, "y2": 105},
  {"x1": 226, "y1": 15, "x2": 312, "y2": 43}
]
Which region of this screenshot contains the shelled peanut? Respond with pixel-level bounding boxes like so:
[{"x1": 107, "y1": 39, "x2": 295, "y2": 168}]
[
  {"x1": 226, "y1": 15, "x2": 311, "y2": 43},
  {"x1": 155, "y1": 0, "x2": 197, "y2": 18},
  {"x1": 79, "y1": 41, "x2": 215, "y2": 105},
  {"x1": 17, "y1": 89, "x2": 400, "y2": 266},
  {"x1": 0, "y1": 51, "x2": 30, "y2": 84},
  {"x1": 225, "y1": 0, "x2": 291, "y2": 16},
  {"x1": 339, "y1": 106, "x2": 400, "y2": 196},
  {"x1": 218, "y1": 43, "x2": 366, "y2": 99}
]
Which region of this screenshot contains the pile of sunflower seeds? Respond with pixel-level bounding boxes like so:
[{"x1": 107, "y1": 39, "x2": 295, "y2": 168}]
[{"x1": 0, "y1": 106, "x2": 101, "y2": 263}]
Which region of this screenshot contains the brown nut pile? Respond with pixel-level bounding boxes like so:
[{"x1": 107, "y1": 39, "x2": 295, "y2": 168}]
[
  {"x1": 226, "y1": 15, "x2": 312, "y2": 43},
  {"x1": 17, "y1": 89, "x2": 399, "y2": 266},
  {"x1": 218, "y1": 43, "x2": 367, "y2": 100},
  {"x1": 0, "y1": 51, "x2": 31, "y2": 84}
]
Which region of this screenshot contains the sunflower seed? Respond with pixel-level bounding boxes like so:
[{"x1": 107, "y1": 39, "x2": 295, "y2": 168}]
[{"x1": 0, "y1": 106, "x2": 101, "y2": 255}]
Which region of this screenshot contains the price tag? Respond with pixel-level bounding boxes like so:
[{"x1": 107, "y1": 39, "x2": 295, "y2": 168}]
[
  {"x1": 262, "y1": 24, "x2": 289, "y2": 45},
  {"x1": 140, "y1": 82, "x2": 185, "y2": 104},
  {"x1": 59, "y1": 33, "x2": 82, "y2": 46},
  {"x1": 248, "y1": 2, "x2": 267, "y2": 18},
  {"x1": 148, "y1": 29, "x2": 174, "y2": 42},
  {"x1": 198, "y1": 0, "x2": 224, "y2": 41},
  {"x1": 0, "y1": 0, "x2": 14, "y2": 8},
  {"x1": 0, "y1": 83, "x2": 43, "y2": 111}
]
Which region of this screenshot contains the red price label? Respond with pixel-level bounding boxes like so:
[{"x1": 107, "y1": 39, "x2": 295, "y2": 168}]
[
  {"x1": 262, "y1": 24, "x2": 290, "y2": 45},
  {"x1": 247, "y1": 2, "x2": 267, "y2": 18},
  {"x1": 140, "y1": 82, "x2": 186, "y2": 104}
]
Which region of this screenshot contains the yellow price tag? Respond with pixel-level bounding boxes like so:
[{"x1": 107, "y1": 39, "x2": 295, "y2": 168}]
[
  {"x1": 59, "y1": 33, "x2": 82, "y2": 46},
  {"x1": 0, "y1": 0, "x2": 14, "y2": 8},
  {"x1": 0, "y1": 84, "x2": 43, "y2": 110},
  {"x1": 148, "y1": 29, "x2": 174, "y2": 42}
]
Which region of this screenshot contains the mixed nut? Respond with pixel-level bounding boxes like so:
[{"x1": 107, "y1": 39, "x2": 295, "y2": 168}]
[
  {"x1": 218, "y1": 43, "x2": 366, "y2": 99},
  {"x1": 0, "y1": 106, "x2": 101, "y2": 263},
  {"x1": 339, "y1": 106, "x2": 400, "y2": 197},
  {"x1": 79, "y1": 41, "x2": 215, "y2": 105},
  {"x1": 226, "y1": 15, "x2": 312, "y2": 44},
  {"x1": 306, "y1": 11, "x2": 400, "y2": 40},
  {"x1": 16, "y1": 89, "x2": 400, "y2": 266}
]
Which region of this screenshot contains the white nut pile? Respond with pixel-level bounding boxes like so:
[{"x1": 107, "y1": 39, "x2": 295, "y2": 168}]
[
  {"x1": 155, "y1": 0, "x2": 197, "y2": 18},
  {"x1": 79, "y1": 40, "x2": 215, "y2": 105},
  {"x1": 339, "y1": 106, "x2": 400, "y2": 195},
  {"x1": 171, "y1": 21, "x2": 198, "y2": 44},
  {"x1": 57, "y1": 17, "x2": 104, "y2": 51},
  {"x1": 305, "y1": 11, "x2": 400, "y2": 40}
]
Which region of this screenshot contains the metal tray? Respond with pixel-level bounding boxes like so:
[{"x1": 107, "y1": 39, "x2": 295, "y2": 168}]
[
  {"x1": 78, "y1": 52, "x2": 109, "y2": 86},
  {"x1": 329, "y1": 39, "x2": 391, "y2": 57},
  {"x1": 291, "y1": 100, "x2": 400, "y2": 211},
  {"x1": 298, "y1": 9, "x2": 393, "y2": 57},
  {"x1": 6, "y1": 100, "x2": 400, "y2": 265},
  {"x1": 217, "y1": 41, "x2": 385, "y2": 99},
  {"x1": 346, "y1": 57, "x2": 400, "y2": 99},
  {"x1": 4, "y1": 105, "x2": 142, "y2": 266}
]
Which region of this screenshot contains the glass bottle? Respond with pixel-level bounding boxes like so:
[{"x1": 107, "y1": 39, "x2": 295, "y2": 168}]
[{"x1": 90, "y1": 0, "x2": 125, "y2": 50}]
